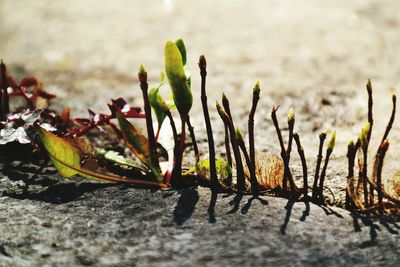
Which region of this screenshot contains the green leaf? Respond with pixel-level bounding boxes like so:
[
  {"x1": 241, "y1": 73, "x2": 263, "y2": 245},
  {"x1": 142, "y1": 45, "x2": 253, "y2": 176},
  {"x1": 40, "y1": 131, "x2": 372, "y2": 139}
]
[
  {"x1": 175, "y1": 38, "x2": 187, "y2": 66},
  {"x1": 164, "y1": 40, "x2": 193, "y2": 116},
  {"x1": 116, "y1": 113, "x2": 163, "y2": 181},
  {"x1": 149, "y1": 87, "x2": 167, "y2": 127},
  {"x1": 37, "y1": 125, "x2": 80, "y2": 177},
  {"x1": 184, "y1": 158, "x2": 232, "y2": 181},
  {"x1": 95, "y1": 148, "x2": 145, "y2": 170},
  {"x1": 116, "y1": 113, "x2": 151, "y2": 165},
  {"x1": 36, "y1": 126, "x2": 166, "y2": 188}
]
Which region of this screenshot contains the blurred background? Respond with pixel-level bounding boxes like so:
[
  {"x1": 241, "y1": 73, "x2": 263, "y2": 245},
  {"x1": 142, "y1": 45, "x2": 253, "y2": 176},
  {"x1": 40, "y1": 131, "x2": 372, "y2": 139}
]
[{"x1": 1, "y1": 0, "x2": 400, "y2": 157}]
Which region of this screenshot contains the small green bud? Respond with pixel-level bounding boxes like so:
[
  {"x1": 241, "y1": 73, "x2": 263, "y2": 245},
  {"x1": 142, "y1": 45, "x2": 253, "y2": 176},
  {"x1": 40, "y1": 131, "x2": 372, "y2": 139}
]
[
  {"x1": 175, "y1": 38, "x2": 187, "y2": 65},
  {"x1": 216, "y1": 101, "x2": 230, "y2": 123},
  {"x1": 253, "y1": 80, "x2": 260, "y2": 95},
  {"x1": 360, "y1": 122, "x2": 371, "y2": 150},
  {"x1": 138, "y1": 64, "x2": 147, "y2": 84},
  {"x1": 348, "y1": 139, "x2": 354, "y2": 149},
  {"x1": 288, "y1": 108, "x2": 295, "y2": 121},
  {"x1": 235, "y1": 128, "x2": 244, "y2": 142},
  {"x1": 165, "y1": 40, "x2": 192, "y2": 116},
  {"x1": 327, "y1": 130, "x2": 336, "y2": 152}
]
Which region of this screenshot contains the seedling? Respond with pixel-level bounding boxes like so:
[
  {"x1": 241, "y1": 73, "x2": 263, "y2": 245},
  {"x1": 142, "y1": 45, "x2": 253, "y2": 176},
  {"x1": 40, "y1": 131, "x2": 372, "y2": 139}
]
[
  {"x1": 346, "y1": 81, "x2": 399, "y2": 214},
  {"x1": 1, "y1": 41, "x2": 399, "y2": 216}
]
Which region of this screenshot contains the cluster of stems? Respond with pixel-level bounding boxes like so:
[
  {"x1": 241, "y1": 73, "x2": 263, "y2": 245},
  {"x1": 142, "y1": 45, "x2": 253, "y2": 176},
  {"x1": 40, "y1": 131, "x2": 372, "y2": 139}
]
[
  {"x1": 346, "y1": 80, "x2": 397, "y2": 213},
  {"x1": 215, "y1": 82, "x2": 261, "y2": 195},
  {"x1": 272, "y1": 107, "x2": 336, "y2": 203}
]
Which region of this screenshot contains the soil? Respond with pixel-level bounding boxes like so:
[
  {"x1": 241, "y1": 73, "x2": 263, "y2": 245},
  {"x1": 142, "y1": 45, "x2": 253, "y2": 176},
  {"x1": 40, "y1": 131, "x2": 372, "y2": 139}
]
[{"x1": 1, "y1": 0, "x2": 400, "y2": 266}]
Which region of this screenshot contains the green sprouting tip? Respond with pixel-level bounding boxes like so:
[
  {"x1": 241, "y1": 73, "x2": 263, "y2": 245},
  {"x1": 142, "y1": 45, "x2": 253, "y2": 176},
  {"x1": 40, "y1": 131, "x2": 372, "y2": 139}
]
[
  {"x1": 139, "y1": 64, "x2": 146, "y2": 75},
  {"x1": 288, "y1": 108, "x2": 295, "y2": 121},
  {"x1": 360, "y1": 122, "x2": 371, "y2": 150},
  {"x1": 327, "y1": 130, "x2": 336, "y2": 151},
  {"x1": 235, "y1": 128, "x2": 243, "y2": 141},
  {"x1": 216, "y1": 101, "x2": 222, "y2": 112},
  {"x1": 348, "y1": 139, "x2": 354, "y2": 148},
  {"x1": 253, "y1": 80, "x2": 260, "y2": 94},
  {"x1": 175, "y1": 38, "x2": 187, "y2": 66},
  {"x1": 164, "y1": 40, "x2": 192, "y2": 116}
]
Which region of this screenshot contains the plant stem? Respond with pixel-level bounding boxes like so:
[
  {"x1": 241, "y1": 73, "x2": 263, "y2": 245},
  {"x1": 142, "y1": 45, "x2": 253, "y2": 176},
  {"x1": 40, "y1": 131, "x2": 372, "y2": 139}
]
[
  {"x1": 380, "y1": 95, "x2": 396, "y2": 144},
  {"x1": 346, "y1": 140, "x2": 356, "y2": 210},
  {"x1": 271, "y1": 106, "x2": 296, "y2": 197},
  {"x1": 199, "y1": 56, "x2": 218, "y2": 191},
  {"x1": 217, "y1": 102, "x2": 245, "y2": 192},
  {"x1": 186, "y1": 116, "x2": 200, "y2": 166},
  {"x1": 366, "y1": 79, "x2": 374, "y2": 142},
  {"x1": 366, "y1": 79, "x2": 374, "y2": 206},
  {"x1": 362, "y1": 146, "x2": 369, "y2": 208},
  {"x1": 346, "y1": 141, "x2": 356, "y2": 210},
  {"x1": 164, "y1": 111, "x2": 178, "y2": 185},
  {"x1": 138, "y1": 66, "x2": 160, "y2": 173},
  {"x1": 318, "y1": 149, "x2": 333, "y2": 203},
  {"x1": 172, "y1": 115, "x2": 187, "y2": 183},
  {"x1": 312, "y1": 132, "x2": 327, "y2": 200},
  {"x1": 293, "y1": 133, "x2": 308, "y2": 200},
  {"x1": 0, "y1": 59, "x2": 9, "y2": 119},
  {"x1": 248, "y1": 82, "x2": 260, "y2": 195},
  {"x1": 285, "y1": 110, "x2": 295, "y2": 193},
  {"x1": 224, "y1": 124, "x2": 233, "y2": 185},
  {"x1": 376, "y1": 141, "x2": 389, "y2": 214}
]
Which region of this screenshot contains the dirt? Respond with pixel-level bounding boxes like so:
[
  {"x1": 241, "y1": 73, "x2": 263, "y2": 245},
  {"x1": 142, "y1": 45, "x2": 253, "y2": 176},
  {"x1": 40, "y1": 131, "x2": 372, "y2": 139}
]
[{"x1": 1, "y1": 0, "x2": 400, "y2": 266}]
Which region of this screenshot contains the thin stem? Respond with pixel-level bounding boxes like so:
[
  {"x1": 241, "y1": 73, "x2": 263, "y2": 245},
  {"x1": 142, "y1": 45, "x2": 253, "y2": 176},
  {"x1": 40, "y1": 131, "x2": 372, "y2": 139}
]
[
  {"x1": 312, "y1": 132, "x2": 327, "y2": 200},
  {"x1": 164, "y1": 111, "x2": 178, "y2": 185},
  {"x1": 0, "y1": 60, "x2": 9, "y2": 118},
  {"x1": 271, "y1": 106, "x2": 296, "y2": 197},
  {"x1": 380, "y1": 95, "x2": 396, "y2": 144},
  {"x1": 293, "y1": 133, "x2": 308, "y2": 200},
  {"x1": 166, "y1": 111, "x2": 178, "y2": 146},
  {"x1": 376, "y1": 141, "x2": 389, "y2": 214},
  {"x1": 366, "y1": 80, "x2": 374, "y2": 206},
  {"x1": 237, "y1": 134, "x2": 253, "y2": 187},
  {"x1": 224, "y1": 124, "x2": 233, "y2": 185},
  {"x1": 217, "y1": 103, "x2": 245, "y2": 193},
  {"x1": 366, "y1": 79, "x2": 373, "y2": 142},
  {"x1": 285, "y1": 115, "x2": 295, "y2": 193},
  {"x1": 362, "y1": 147, "x2": 369, "y2": 208},
  {"x1": 139, "y1": 67, "x2": 160, "y2": 172},
  {"x1": 248, "y1": 83, "x2": 260, "y2": 195},
  {"x1": 318, "y1": 149, "x2": 333, "y2": 202},
  {"x1": 172, "y1": 115, "x2": 187, "y2": 183},
  {"x1": 186, "y1": 116, "x2": 200, "y2": 166},
  {"x1": 199, "y1": 56, "x2": 218, "y2": 191},
  {"x1": 346, "y1": 141, "x2": 356, "y2": 210}
]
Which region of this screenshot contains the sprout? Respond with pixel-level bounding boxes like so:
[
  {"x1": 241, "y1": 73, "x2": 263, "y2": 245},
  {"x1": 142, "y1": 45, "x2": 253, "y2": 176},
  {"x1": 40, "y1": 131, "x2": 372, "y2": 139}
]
[
  {"x1": 327, "y1": 130, "x2": 336, "y2": 152},
  {"x1": 164, "y1": 40, "x2": 193, "y2": 117}
]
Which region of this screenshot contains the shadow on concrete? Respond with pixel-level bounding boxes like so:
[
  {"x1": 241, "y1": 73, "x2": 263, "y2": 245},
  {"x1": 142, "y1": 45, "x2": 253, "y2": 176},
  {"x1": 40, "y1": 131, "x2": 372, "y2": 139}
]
[
  {"x1": 3, "y1": 182, "x2": 116, "y2": 204},
  {"x1": 173, "y1": 188, "x2": 199, "y2": 225},
  {"x1": 351, "y1": 211, "x2": 399, "y2": 245}
]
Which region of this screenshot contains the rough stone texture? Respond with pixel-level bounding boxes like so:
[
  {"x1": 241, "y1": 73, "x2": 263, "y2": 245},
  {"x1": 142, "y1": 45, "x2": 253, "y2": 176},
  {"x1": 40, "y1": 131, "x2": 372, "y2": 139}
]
[{"x1": 1, "y1": 0, "x2": 400, "y2": 266}]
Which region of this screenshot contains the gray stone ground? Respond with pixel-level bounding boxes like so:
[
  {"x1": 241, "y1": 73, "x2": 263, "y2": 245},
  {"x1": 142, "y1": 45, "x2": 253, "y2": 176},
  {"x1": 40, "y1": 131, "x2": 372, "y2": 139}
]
[{"x1": 1, "y1": 0, "x2": 400, "y2": 266}]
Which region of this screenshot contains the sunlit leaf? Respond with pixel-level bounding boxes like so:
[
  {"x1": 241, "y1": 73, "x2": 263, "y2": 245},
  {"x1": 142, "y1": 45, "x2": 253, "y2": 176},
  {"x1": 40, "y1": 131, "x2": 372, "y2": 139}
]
[
  {"x1": 36, "y1": 126, "x2": 166, "y2": 187},
  {"x1": 149, "y1": 81, "x2": 167, "y2": 127},
  {"x1": 164, "y1": 40, "x2": 192, "y2": 116},
  {"x1": 243, "y1": 152, "x2": 294, "y2": 190},
  {"x1": 116, "y1": 113, "x2": 163, "y2": 181},
  {"x1": 184, "y1": 158, "x2": 232, "y2": 186},
  {"x1": 116, "y1": 113, "x2": 150, "y2": 165},
  {"x1": 95, "y1": 148, "x2": 145, "y2": 171}
]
